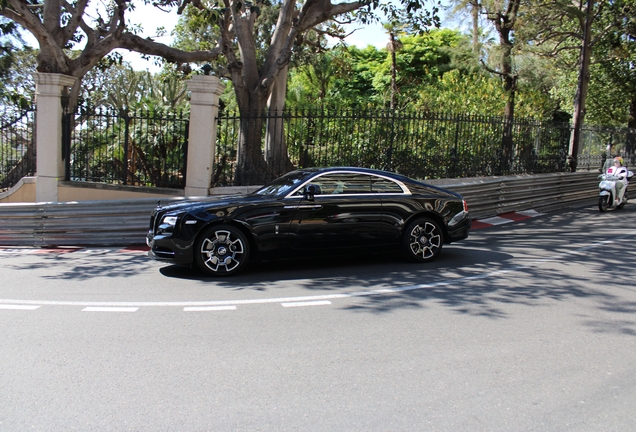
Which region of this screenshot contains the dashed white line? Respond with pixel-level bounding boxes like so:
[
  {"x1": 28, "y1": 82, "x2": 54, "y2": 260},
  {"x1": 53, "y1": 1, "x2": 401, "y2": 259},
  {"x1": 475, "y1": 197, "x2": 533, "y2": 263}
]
[
  {"x1": 0, "y1": 304, "x2": 41, "y2": 310},
  {"x1": 82, "y1": 307, "x2": 139, "y2": 312},
  {"x1": 2, "y1": 232, "x2": 635, "y2": 312},
  {"x1": 282, "y1": 300, "x2": 332, "y2": 308},
  {"x1": 184, "y1": 306, "x2": 237, "y2": 312}
]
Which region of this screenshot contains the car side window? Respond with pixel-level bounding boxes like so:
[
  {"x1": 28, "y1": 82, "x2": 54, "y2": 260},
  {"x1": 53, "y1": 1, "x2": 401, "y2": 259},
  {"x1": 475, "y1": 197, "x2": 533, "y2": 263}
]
[
  {"x1": 311, "y1": 173, "x2": 372, "y2": 195},
  {"x1": 371, "y1": 176, "x2": 405, "y2": 193}
]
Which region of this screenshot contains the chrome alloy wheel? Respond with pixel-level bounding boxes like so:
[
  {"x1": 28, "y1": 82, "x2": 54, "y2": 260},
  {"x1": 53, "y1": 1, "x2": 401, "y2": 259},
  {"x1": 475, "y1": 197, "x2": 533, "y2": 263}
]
[
  {"x1": 196, "y1": 225, "x2": 250, "y2": 276},
  {"x1": 403, "y1": 218, "x2": 443, "y2": 262}
]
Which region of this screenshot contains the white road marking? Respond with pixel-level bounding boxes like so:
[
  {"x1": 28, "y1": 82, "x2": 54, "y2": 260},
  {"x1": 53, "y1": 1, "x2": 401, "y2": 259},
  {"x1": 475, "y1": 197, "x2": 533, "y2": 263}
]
[
  {"x1": 82, "y1": 307, "x2": 139, "y2": 312},
  {"x1": 282, "y1": 300, "x2": 332, "y2": 308},
  {"x1": 2, "y1": 232, "x2": 635, "y2": 310},
  {"x1": 184, "y1": 306, "x2": 237, "y2": 312},
  {"x1": 0, "y1": 304, "x2": 41, "y2": 310}
]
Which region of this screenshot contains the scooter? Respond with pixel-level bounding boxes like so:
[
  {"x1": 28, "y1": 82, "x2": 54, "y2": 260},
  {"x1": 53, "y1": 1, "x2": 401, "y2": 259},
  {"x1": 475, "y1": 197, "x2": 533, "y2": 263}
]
[{"x1": 598, "y1": 170, "x2": 634, "y2": 212}]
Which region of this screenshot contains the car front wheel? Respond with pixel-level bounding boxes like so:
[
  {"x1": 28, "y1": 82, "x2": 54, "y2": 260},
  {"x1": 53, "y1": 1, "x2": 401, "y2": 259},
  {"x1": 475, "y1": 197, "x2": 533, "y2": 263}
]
[
  {"x1": 402, "y1": 217, "x2": 444, "y2": 263},
  {"x1": 195, "y1": 224, "x2": 250, "y2": 276}
]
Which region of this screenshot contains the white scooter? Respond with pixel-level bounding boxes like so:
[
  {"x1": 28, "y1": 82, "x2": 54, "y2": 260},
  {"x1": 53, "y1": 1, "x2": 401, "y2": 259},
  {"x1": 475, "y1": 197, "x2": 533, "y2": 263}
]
[{"x1": 598, "y1": 170, "x2": 634, "y2": 212}]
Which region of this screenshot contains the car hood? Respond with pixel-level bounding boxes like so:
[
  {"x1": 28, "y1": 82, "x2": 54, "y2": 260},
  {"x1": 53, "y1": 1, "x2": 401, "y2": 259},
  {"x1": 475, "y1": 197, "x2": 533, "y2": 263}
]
[{"x1": 155, "y1": 194, "x2": 277, "y2": 215}]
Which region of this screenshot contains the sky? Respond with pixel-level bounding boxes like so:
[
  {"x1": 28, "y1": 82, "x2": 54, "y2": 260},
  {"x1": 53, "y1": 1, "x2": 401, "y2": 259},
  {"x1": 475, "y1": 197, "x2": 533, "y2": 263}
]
[
  {"x1": 117, "y1": 3, "x2": 396, "y2": 71},
  {"x1": 19, "y1": 1, "x2": 453, "y2": 72}
]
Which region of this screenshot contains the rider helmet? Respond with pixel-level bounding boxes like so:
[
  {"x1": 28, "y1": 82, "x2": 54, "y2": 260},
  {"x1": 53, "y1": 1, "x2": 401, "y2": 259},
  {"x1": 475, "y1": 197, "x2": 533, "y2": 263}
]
[{"x1": 614, "y1": 156, "x2": 624, "y2": 166}]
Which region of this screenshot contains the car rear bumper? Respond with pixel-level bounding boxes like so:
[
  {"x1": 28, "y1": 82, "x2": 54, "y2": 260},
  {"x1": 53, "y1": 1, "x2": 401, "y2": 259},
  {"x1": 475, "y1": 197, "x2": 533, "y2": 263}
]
[{"x1": 447, "y1": 217, "x2": 471, "y2": 243}]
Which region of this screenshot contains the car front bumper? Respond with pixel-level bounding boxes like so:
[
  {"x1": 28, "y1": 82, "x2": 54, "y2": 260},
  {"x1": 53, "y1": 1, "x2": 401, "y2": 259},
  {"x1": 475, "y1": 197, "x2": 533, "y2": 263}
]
[{"x1": 146, "y1": 232, "x2": 194, "y2": 265}]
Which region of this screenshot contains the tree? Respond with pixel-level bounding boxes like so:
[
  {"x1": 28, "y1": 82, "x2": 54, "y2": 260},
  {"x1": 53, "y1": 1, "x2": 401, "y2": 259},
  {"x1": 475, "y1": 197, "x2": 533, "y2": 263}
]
[
  {"x1": 517, "y1": 0, "x2": 636, "y2": 169},
  {"x1": 165, "y1": 0, "x2": 442, "y2": 184},
  {"x1": 446, "y1": 0, "x2": 483, "y2": 55},
  {"x1": 480, "y1": 0, "x2": 523, "y2": 171},
  {"x1": 0, "y1": 0, "x2": 219, "y2": 110}
]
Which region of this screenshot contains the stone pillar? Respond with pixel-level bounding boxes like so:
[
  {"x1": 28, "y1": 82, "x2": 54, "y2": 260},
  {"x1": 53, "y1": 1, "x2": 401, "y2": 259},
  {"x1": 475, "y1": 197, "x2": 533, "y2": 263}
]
[
  {"x1": 185, "y1": 75, "x2": 225, "y2": 197},
  {"x1": 32, "y1": 73, "x2": 78, "y2": 202}
]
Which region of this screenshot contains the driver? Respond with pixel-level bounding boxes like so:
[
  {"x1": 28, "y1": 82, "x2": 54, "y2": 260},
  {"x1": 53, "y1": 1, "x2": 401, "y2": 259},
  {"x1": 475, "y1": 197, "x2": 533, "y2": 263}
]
[{"x1": 606, "y1": 156, "x2": 629, "y2": 200}]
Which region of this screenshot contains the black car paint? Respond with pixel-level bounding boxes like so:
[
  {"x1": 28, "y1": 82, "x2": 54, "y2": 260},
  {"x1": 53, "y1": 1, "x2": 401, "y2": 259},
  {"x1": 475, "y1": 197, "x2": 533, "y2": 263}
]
[{"x1": 147, "y1": 167, "x2": 471, "y2": 270}]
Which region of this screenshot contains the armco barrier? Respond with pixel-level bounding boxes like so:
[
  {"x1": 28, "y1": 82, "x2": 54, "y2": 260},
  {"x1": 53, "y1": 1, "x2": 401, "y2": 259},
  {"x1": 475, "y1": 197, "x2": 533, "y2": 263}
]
[
  {"x1": 0, "y1": 172, "x2": 600, "y2": 247},
  {"x1": 440, "y1": 171, "x2": 599, "y2": 218}
]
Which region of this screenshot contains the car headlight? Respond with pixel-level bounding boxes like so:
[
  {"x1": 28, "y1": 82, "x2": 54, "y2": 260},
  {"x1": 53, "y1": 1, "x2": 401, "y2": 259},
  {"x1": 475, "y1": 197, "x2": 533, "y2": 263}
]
[
  {"x1": 162, "y1": 216, "x2": 178, "y2": 227},
  {"x1": 158, "y1": 215, "x2": 180, "y2": 233}
]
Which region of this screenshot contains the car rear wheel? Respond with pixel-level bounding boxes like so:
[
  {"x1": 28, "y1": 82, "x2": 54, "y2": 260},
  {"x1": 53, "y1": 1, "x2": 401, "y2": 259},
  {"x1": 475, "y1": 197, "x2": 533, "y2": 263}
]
[
  {"x1": 195, "y1": 224, "x2": 250, "y2": 276},
  {"x1": 402, "y1": 217, "x2": 444, "y2": 263}
]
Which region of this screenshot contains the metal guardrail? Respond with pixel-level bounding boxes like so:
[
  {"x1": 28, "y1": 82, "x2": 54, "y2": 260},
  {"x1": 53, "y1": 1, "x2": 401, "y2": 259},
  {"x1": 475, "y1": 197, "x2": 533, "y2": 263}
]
[
  {"x1": 442, "y1": 171, "x2": 598, "y2": 219},
  {"x1": 0, "y1": 172, "x2": 600, "y2": 247},
  {"x1": 0, "y1": 198, "x2": 184, "y2": 247}
]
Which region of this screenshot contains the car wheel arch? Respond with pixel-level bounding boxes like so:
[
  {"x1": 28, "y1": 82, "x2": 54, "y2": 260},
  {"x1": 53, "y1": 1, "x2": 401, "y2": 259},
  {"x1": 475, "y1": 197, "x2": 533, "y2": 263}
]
[
  {"x1": 403, "y1": 212, "x2": 450, "y2": 244},
  {"x1": 195, "y1": 219, "x2": 258, "y2": 259}
]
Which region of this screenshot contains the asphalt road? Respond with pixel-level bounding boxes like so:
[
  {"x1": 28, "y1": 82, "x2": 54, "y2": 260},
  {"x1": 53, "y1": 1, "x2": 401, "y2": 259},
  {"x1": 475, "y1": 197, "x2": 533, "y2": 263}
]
[{"x1": 1, "y1": 203, "x2": 635, "y2": 431}]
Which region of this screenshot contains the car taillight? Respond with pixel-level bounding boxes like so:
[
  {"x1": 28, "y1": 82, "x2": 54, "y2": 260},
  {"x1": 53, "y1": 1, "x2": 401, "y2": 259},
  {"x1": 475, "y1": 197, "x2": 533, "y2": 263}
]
[{"x1": 463, "y1": 200, "x2": 469, "y2": 212}]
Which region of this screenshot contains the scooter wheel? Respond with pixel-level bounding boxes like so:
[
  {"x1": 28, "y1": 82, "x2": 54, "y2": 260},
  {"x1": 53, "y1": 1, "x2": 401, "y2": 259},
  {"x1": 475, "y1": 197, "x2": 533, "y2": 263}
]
[{"x1": 599, "y1": 196, "x2": 609, "y2": 212}]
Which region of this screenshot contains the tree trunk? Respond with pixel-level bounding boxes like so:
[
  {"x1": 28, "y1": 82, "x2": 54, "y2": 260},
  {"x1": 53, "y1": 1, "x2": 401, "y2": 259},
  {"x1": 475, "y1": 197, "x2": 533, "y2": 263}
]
[
  {"x1": 499, "y1": 27, "x2": 517, "y2": 174},
  {"x1": 233, "y1": 87, "x2": 271, "y2": 186},
  {"x1": 265, "y1": 65, "x2": 294, "y2": 178},
  {"x1": 389, "y1": 32, "x2": 398, "y2": 110},
  {"x1": 626, "y1": 98, "x2": 636, "y2": 157},
  {"x1": 471, "y1": 0, "x2": 480, "y2": 55},
  {"x1": 568, "y1": 0, "x2": 594, "y2": 172}
]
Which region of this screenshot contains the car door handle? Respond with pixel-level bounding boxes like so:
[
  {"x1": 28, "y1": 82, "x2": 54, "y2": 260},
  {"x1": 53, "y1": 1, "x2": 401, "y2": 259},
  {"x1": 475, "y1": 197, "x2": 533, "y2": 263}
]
[{"x1": 297, "y1": 205, "x2": 323, "y2": 210}]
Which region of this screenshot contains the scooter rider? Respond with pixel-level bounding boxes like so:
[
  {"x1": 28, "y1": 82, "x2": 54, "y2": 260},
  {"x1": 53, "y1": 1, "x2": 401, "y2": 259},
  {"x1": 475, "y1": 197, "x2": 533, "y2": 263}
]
[{"x1": 606, "y1": 156, "x2": 629, "y2": 202}]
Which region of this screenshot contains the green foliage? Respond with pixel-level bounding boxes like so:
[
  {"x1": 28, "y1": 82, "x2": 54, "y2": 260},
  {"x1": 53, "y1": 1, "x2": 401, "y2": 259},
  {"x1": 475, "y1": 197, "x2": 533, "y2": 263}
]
[
  {"x1": 0, "y1": 48, "x2": 36, "y2": 113},
  {"x1": 80, "y1": 64, "x2": 190, "y2": 112}
]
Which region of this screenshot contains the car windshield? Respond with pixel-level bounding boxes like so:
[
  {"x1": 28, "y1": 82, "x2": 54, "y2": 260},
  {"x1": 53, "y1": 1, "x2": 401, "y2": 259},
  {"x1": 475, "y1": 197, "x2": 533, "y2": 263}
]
[{"x1": 252, "y1": 170, "x2": 315, "y2": 196}]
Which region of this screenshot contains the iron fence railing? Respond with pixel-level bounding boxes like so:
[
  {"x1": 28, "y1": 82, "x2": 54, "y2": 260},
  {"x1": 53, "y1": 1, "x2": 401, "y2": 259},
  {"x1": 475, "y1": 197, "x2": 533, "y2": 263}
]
[
  {"x1": 214, "y1": 109, "x2": 580, "y2": 186},
  {"x1": 63, "y1": 106, "x2": 189, "y2": 188},
  {"x1": 3, "y1": 104, "x2": 636, "y2": 192},
  {"x1": 0, "y1": 108, "x2": 36, "y2": 191}
]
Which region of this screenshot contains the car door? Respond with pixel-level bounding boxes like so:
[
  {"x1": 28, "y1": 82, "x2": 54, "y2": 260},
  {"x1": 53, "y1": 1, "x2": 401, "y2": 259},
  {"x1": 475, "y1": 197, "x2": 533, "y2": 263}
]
[
  {"x1": 287, "y1": 172, "x2": 384, "y2": 252},
  {"x1": 236, "y1": 197, "x2": 302, "y2": 255}
]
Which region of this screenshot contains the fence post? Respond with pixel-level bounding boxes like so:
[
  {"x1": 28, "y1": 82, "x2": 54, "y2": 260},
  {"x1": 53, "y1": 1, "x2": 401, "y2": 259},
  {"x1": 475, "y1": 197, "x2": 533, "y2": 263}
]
[
  {"x1": 185, "y1": 75, "x2": 225, "y2": 196},
  {"x1": 32, "y1": 73, "x2": 78, "y2": 202}
]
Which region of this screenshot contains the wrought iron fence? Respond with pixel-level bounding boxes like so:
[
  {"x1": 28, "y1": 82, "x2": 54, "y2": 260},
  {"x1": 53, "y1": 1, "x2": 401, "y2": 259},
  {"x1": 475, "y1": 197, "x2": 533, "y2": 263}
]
[
  {"x1": 0, "y1": 108, "x2": 36, "y2": 191},
  {"x1": 214, "y1": 109, "x2": 578, "y2": 186},
  {"x1": 577, "y1": 125, "x2": 636, "y2": 170},
  {"x1": 4, "y1": 104, "x2": 635, "y2": 192},
  {"x1": 63, "y1": 106, "x2": 189, "y2": 188}
]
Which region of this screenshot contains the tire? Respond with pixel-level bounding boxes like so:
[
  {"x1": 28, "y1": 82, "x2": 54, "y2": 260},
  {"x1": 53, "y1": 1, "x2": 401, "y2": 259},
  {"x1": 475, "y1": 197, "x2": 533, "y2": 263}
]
[
  {"x1": 402, "y1": 217, "x2": 444, "y2": 263},
  {"x1": 194, "y1": 224, "x2": 250, "y2": 276},
  {"x1": 599, "y1": 195, "x2": 609, "y2": 212}
]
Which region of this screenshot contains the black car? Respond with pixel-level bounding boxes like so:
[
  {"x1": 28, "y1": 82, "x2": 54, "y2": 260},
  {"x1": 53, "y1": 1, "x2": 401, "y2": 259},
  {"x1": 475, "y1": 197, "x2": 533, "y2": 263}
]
[{"x1": 147, "y1": 167, "x2": 471, "y2": 276}]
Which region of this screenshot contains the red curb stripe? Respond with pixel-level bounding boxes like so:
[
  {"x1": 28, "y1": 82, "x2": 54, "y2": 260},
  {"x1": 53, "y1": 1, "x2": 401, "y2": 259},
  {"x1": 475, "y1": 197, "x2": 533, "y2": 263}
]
[
  {"x1": 30, "y1": 248, "x2": 83, "y2": 254},
  {"x1": 471, "y1": 221, "x2": 492, "y2": 230},
  {"x1": 498, "y1": 212, "x2": 532, "y2": 221},
  {"x1": 118, "y1": 245, "x2": 150, "y2": 253}
]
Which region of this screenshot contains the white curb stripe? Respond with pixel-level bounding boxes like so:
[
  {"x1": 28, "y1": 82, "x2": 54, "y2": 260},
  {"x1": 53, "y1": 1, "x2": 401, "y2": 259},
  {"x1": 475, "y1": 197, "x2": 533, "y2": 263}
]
[
  {"x1": 478, "y1": 216, "x2": 515, "y2": 225},
  {"x1": 517, "y1": 210, "x2": 543, "y2": 217}
]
